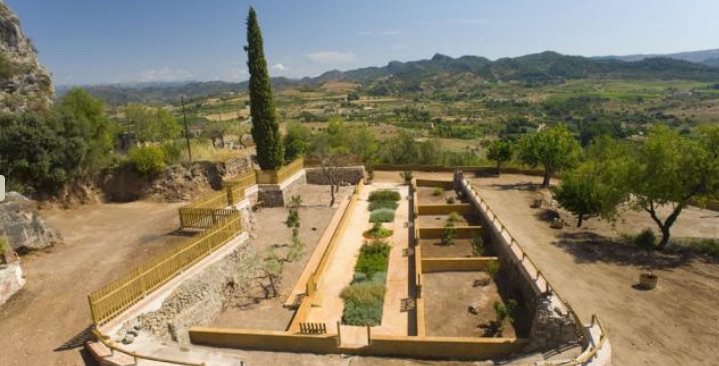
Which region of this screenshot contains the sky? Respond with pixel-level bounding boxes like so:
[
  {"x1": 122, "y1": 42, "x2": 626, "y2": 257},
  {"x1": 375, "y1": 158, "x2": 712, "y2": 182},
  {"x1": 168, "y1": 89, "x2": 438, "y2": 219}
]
[{"x1": 6, "y1": 0, "x2": 719, "y2": 86}]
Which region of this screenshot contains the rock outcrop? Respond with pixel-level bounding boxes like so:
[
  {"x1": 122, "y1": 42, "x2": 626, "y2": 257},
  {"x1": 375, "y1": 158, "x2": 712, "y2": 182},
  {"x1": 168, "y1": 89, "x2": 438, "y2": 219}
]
[
  {"x1": 0, "y1": 192, "x2": 63, "y2": 253},
  {"x1": 0, "y1": 1, "x2": 53, "y2": 113}
]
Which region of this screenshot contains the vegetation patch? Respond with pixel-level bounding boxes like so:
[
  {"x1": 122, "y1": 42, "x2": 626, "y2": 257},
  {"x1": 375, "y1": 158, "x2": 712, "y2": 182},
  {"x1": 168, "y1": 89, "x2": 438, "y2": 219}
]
[
  {"x1": 341, "y1": 239, "x2": 391, "y2": 326},
  {"x1": 363, "y1": 222, "x2": 393, "y2": 239},
  {"x1": 369, "y1": 208, "x2": 396, "y2": 223},
  {"x1": 368, "y1": 190, "x2": 401, "y2": 202},
  {"x1": 368, "y1": 200, "x2": 399, "y2": 211}
]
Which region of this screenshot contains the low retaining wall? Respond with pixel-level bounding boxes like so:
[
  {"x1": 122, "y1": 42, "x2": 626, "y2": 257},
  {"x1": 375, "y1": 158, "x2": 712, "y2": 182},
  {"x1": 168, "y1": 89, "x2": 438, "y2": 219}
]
[
  {"x1": 417, "y1": 204, "x2": 474, "y2": 215},
  {"x1": 367, "y1": 335, "x2": 528, "y2": 360},
  {"x1": 190, "y1": 328, "x2": 339, "y2": 354},
  {"x1": 188, "y1": 327, "x2": 528, "y2": 361},
  {"x1": 418, "y1": 226, "x2": 483, "y2": 239},
  {"x1": 415, "y1": 179, "x2": 453, "y2": 188},
  {"x1": 421, "y1": 257, "x2": 498, "y2": 273}
]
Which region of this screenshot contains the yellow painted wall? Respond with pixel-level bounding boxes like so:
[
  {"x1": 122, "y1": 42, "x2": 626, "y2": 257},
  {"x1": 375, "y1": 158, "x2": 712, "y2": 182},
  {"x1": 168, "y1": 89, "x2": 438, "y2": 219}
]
[
  {"x1": 189, "y1": 327, "x2": 529, "y2": 361},
  {"x1": 418, "y1": 226, "x2": 483, "y2": 239},
  {"x1": 417, "y1": 204, "x2": 474, "y2": 215},
  {"x1": 415, "y1": 179, "x2": 453, "y2": 188},
  {"x1": 189, "y1": 327, "x2": 339, "y2": 354},
  {"x1": 421, "y1": 257, "x2": 499, "y2": 273},
  {"x1": 365, "y1": 335, "x2": 529, "y2": 360}
]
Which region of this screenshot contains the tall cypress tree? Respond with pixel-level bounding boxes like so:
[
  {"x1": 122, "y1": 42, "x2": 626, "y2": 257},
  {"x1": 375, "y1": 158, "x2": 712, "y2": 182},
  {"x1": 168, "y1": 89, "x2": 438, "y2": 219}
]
[{"x1": 245, "y1": 7, "x2": 283, "y2": 170}]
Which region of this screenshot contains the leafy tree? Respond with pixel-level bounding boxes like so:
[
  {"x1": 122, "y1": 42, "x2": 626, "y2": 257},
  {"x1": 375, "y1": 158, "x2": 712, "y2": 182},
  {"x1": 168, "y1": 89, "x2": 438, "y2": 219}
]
[
  {"x1": 518, "y1": 124, "x2": 581, "y2": 187},
  {"x1": 124, "y1": 104, "x2": 181, "y2": 143},
  {"x1": 611, "y1": 126, "x2": 719, "y2": 250},
  {"x1": 486, "y1": 139, "x2": 514, "y2": 176},
  {"x1": 552, "y1": 165, "x2": 624, "y2": 227},
  {"x1": 283, "y1": 122, "x2": 312, "y2": 162},
  {"x1": 54, "y1": 88, "x2": 114, "y2": 176},
  {"x1": 0, "y1": 114, "x2": 77, "y2": 195},
  {"x1": 245, "y1": 7, "x2": 283, "y2": 170}
]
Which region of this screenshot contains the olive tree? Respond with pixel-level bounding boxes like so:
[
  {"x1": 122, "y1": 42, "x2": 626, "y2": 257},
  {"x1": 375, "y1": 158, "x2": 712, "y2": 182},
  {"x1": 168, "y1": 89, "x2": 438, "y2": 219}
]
[{"x1": 518, "y1": 124, "x2": 581, "y2": 187}]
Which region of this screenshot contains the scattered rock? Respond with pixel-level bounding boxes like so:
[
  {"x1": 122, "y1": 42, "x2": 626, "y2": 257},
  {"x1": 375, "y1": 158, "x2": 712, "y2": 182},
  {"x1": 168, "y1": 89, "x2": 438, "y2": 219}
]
[
  {"x1": 0, "y1": 192, "x2": 63, "y2": 253},
  {"x1": 121, "y1": 334, "x2": 135, "y2": 345},
  {"x1": 473, "y1": 273, "x2": 492, "y2": 287}
]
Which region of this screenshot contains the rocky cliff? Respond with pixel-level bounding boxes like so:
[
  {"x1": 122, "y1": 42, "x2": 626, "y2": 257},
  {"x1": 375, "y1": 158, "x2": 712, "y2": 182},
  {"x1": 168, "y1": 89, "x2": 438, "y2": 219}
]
[{"x1": 0, "y1": 1, "x2": 53, "y2": 113}]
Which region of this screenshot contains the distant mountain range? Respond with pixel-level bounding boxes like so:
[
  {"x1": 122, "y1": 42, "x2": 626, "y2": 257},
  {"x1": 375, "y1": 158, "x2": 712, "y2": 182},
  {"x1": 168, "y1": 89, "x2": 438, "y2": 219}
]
[
  {"x1": 66, "y1": 49, "x2": 719, "y2": 105},
  {"x1": 594, "y1": 48, "x2": 719, "y2": 66}
]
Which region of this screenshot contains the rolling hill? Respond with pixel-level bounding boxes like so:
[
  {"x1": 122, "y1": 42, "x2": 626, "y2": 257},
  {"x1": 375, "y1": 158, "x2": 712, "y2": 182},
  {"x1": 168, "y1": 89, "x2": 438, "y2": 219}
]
[{"x1": 68, "y1": 50, "x2": 719, "y2": 104}]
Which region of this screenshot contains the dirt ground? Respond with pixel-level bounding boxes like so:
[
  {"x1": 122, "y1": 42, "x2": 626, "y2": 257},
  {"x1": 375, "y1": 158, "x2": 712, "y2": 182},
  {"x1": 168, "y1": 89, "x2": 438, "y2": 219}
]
[
  {"x1": 211, "y1": 185, "x2": 354, "y2": 331},
  {"x1": 468, "y1": 174, "x2": 719, "y2": 366},
  {"x1": 415, "y1": 187, "x2": 462, "y2": 205},
  {"x1": 420, "y1": 239, "x2": 477, "y2": 258},
  {"x1": 417, "y1": 213, "x2": 481, "y2": 228},
  {"x1": 0, "y1": 201, "x2": 185, "y2": 366},
  {"x1": 423, "y1": 271, "x2": 516, "y2": 338}
]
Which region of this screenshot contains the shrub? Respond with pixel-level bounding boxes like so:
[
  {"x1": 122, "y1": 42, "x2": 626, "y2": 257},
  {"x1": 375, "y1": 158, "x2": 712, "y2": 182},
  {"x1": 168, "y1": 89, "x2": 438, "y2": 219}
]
[
  {"x1": 441, "y1": 225, "x2": 457, "y2": 246},
  {"x1": 400, "y1": 170, "x2": 413, "y2": 183},
  {"x1": 127, "y1": 145, "x2": 166, "y2": 176},
  {"x1": 447, "y1": 211, "x2": 461, "y2": 225},
  {"x1": 370, "y1": 208, "x2": 396, "y2": 223},
  {"x1": 487, "y1": 261, "x2": 500, "y2": 279},
  {"x1": 160, "y1": 140, "x2": 184, "y2": 164},
  {"x1": 432, "y1": 187, "x2": 443, "y2": 196},
  {"x1": 342, "y1": 297, "x2": 383, "y2": 326},
  {"x1": 688, "y1": 239, "x2": 719, "y2": 258},
  {"x1": 364, "y1": 222, "x2": 393, "y2": 239},
  {"x1": 368, "y1": 190, "x2": 401, "y2": 202},
  {"x1": 355, "y1": 240, "x2": 391, "y2": 279},
  {"x1": 341, "y1": 281, "x2": 386, "y2": 304},
  {"x1": 368, "y1": 200, "x2": 399, "y2": 211},
  {"x1": 493, "y1": 299, "x2": 517, "y2": 335},
  {"x1": 445, "y1": 196, "x2": 457, "y2": 204},
  {"x1": 472, "y1": 235, "x2": 485, "y2": 256},
  {"x1": 635, "y1": 228, "x2": 657, "y2": 251}
]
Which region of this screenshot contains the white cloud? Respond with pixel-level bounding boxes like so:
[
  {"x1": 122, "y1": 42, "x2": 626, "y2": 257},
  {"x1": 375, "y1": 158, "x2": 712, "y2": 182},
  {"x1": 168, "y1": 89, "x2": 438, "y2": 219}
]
[
  {"x1": 228, "y1": 67, "x2": 247, "y2": 81},
  {"x1": 272, "y1": 63, "x2": 287, "y2": 71},
  {"x1": 356, "y1": 30, "x2": 402, "y2": 36},
  {"x1": 139, "y1": 67, "x2": 193, "y2": 82},
  {"x1": 305, "y1": 51, "x2": 357, "y2": 64}
]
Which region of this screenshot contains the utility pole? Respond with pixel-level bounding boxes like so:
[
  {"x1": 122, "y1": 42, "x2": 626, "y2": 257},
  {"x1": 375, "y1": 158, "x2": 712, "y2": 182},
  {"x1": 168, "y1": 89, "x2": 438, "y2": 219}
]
[{"x1": 181, "y1": 96, "x2": 192, "y2": 162}]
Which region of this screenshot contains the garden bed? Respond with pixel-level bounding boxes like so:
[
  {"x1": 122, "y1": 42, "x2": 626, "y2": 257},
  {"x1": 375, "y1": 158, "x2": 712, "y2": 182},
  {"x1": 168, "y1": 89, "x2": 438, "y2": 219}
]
[
  {"x1": 420, "y1": 238, "x2": 481, "y2": 258},
  {"x1": 422, "y1": 271, "x2": 517, "y2": 338},
  {"x1": 416, "y1": 187, "x2": 467, "y2": 205},
  {"x1": 341, "y1": 240, "x2": 391, "y2": 326},
  {"x1": 417, "y1": 213, "x2": 482, "y2": 228}
]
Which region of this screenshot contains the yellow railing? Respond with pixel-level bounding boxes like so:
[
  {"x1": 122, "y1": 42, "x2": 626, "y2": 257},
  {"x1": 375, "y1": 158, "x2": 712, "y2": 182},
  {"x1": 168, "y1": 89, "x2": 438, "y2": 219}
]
[
  {"x1": 186, "y1": 189, "x2": 229, "y2": 210},
  {"x1": 88, "y1": 213, "x2": 242, "y2": 325},
  {"x1": 256, "y1": 158, "x2": 304, "y2": 185},
  {"x1": 91, "y1": 328, "x2": 206, "y2": 366},
  {"x1": 178, "y1": 208, "x2": 238, "y2": 230}
]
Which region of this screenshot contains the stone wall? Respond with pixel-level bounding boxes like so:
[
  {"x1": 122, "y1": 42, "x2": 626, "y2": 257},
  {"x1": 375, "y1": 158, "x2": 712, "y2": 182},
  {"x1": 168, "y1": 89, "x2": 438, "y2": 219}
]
[
  {"x1": 257, "y1": 171, "x2": 307, "y2": 207},
  {"x1": 0, "y1": 262, "x2": 24, "y2": 305},
  {"x1": 305, "y1": 166, "x2": 365, "y2": 185},
  {"x1": 129, "y1": 237, "x2": 254, "y2": 344}
]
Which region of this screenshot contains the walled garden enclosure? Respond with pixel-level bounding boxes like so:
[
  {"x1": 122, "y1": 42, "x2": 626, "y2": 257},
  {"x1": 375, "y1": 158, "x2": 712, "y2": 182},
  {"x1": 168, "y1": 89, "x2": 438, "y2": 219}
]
[{"x1": 85, "y1": 165, "x2": 610, "y2": 366}]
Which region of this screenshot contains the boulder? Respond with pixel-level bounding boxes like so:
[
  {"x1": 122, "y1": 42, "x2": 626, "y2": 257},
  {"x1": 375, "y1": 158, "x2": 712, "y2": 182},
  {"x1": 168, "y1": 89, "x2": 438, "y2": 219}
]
[{"x1": 0, "y1": 192, "x2": 63, "y2": 253}]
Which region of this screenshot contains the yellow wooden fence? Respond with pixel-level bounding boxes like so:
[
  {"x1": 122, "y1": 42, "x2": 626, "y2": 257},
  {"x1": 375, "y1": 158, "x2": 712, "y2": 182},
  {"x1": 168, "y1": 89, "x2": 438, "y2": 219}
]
[
  {"x1": 88, "y1": 213, "x2": 242, "y2": 325},
  {"x1": 256, "y1": 158, "x2": 304, "y2": 184}
]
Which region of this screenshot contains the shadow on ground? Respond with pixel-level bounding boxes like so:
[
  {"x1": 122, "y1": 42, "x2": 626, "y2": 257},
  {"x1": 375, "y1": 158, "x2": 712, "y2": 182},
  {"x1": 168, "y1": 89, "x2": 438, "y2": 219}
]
[
  {"x1": 553, "y1": 231, "x2": 692, "y2": 270},
  {"x1": 485, "y1": 182, "x2": 541, "y2": 192}
]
